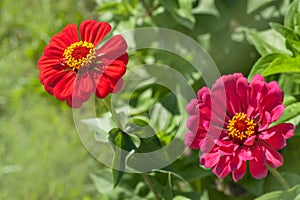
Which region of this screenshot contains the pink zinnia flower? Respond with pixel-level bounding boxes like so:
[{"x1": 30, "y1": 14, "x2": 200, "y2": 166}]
[{"x1": 185, "y1": 73, "x2": 294, "y2": 182}]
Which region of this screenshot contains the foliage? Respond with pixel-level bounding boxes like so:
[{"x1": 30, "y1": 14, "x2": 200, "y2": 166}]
[{"x1": 2, "y1": 0, "x2": 300, "y2": 199}]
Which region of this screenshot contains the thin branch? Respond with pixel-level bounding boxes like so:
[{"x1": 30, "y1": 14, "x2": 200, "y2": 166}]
[{"x1": 141, "y1": 173, "x2": 161, "y2": 200}]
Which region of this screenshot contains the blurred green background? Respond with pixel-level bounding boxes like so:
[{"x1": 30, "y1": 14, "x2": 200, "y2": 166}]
[{"x1": 0, "y1": 0, "x2": 291, "y2": 199}]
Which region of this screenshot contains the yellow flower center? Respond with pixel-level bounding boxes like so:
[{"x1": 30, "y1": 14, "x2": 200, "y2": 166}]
[
  {"x1": 227, "y1": 112, "x2": 257, "y2": 143},
  {"x1": 63, "y1": 41, "x2": 96, "y2": 72}
]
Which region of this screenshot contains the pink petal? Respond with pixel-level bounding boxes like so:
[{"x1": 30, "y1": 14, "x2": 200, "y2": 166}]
[
  {"x1": 186, "y1": 99, "x2": 199, "y2": 115},
  {"x1": 244, "y1": 135, "x2": 256, "y2": 146},
  {"x1": 265, "y1": 145, "x2": 284, "y2": 168},
  {"x1": 200, "y1": 151, "x2": 221, "y2": 168},
  {"x1": 263, "y1": 132, "x2": 286, "y2": 150},
  {"x1": 260, "y1": 123, "x2": 295, "y2": 141},
  {"x1": 186, "y1": 115, "x2": 199, "y2": 132},
  {"x1": 249, "y1": 145, "x2": 268, "y2": 179},
  {"x1": 236, "y1": 77, "x2": 249, "y2": 112},
  {"x1": 232, "y1": 161, "x2": 246, "y2": 182},
  {"x1": 238, "y1": 147, "x2": 253, "y2": 160},
  {"x1": 270, "y1": 105, "x2": 285, "y2": 122},
  {"x1": 184, "y1": 131, "x2": 203, "y2": 149},
  {"x1": 212, "y1": 156, "x2": 231, "y2": 178}
]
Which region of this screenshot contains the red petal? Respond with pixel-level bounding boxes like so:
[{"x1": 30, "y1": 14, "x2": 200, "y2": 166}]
[
  {"x1": 48, "y1": 24, "x2": 79, "y2": 52},
  {"x1": 73, "y1": 72, "x2": 95, "y2": 102},
  {"x1": 42, "y1": 70, "x2": 69, "y2": 95},
  {"x1": 112, "y1": 78, "x2": 124, "y2": 93},
  {"x1": 80, "y1": 20, "x2": 111, "y2": 45},
  {"x1": 53, "y1": 72, "x2": 76, "y2": 100},
  {"x1": 95, "y1": 75, "x2": 113, "y2": 98},
  {"x1": 97, "y1": 35, "x2": 128, "y2": 61},
  {"x1": 101, "y1": 56, "x2": 127, "y2": 80}
]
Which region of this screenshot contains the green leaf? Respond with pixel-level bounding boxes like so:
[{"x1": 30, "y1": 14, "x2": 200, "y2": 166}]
[
  {"x1": 125, "y1": 118, "x2": 168, "y2": 171},
  {"x1": 264, "y1": 172, "x2": 300, "y2": 193},
  {"x1": 245, "y1": 28, "x2": 288, "y2": 55},
  {"x1": 284, "y1": 0, "x2": 300, "y2": 28},
  {"x1": 108, "y1": 128, "x2": 138, "y2": 187},
  {"x1": 237, "y1": 175, "x2": 264, "y2": 196},
  {"x1": 173, "y1": 195, "x2": 193, "y2": 200},
  {"x1": 160, "y1": 0, "x2": 195, "y2": 30},
  {"x1": 248, "y1": 53, "x2": 286, "y2": 80},
  {"x1": 273, "y1": 102, "x2": 300, "y2": 127},
  {"x1": 255, "y1": 184, "x2": 300, "y2": 200},
  {"x1": 270, "y1": 23, "x2": 299, "y2": 40},
  {"x1": 192, "y1": 0, "x2": 219, "y2": 16},
  {"x1": 247, "y1": 0, "x2": 275, "y2": 14},
  {"x1": 286, "y1": 38, "x2": 300, "y2": 56},
  {"x1": 262, "y1": 56, "x2": 300, "y2": 76},
  {"x1": 82, "y1": 117, "x2": 116, "y2": 142},
  {"x1": 90, "y1": 170, "x2": 114, "y2": 194},
  {"x1": 90, "y1": 169, "x2": 144, "y2": 199}
]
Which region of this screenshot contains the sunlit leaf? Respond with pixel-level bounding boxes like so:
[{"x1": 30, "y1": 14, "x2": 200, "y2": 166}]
[
  {"x1": 248, "y1": 53, "x2": 287, "y2": 80},
  {"x1": 262, "y1": 56, "x2": 300, "y2": 76},
  {"x1": 255, "y1": 184, "x2": 300, "y2": 200}
]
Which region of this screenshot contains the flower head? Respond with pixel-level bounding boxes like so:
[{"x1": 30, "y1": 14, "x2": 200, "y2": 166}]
[
  {"x1": 185, "y1": 73, "x2": 294, "y2": 182},
  {"x1": 38, "y1": 20, "x2": 128, "y2": 108}
]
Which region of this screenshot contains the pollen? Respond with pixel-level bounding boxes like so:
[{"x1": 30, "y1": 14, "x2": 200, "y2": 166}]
[
  {"x1": 227, "y1": 112, "x2": 257, "y2": 143},
  {"x1": 63, "y1": 41, "x2": 96, "y2": 72}
]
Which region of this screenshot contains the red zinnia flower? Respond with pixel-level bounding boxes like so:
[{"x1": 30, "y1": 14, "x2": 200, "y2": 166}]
[
  {"x1": 185, "y1": 73, "x2": 294, "y2": 182},
  {"x1": 38, "y1": 20, "x2": 128, "y2": 108}
]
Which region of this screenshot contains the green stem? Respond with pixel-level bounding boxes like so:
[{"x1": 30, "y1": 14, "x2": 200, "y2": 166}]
[
  {"x1": 141, "y1": 173, "x2": 161, "y2": 200},
  {"x1": 103, "y1": 96, "x2": 123, "y2": 129},
  {"x1": 267, "y1": 165, "x2": 290, "y2": 190}
]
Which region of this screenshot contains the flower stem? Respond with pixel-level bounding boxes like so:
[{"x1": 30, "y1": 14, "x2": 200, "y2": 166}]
[
  {"x1": 267, "y1": 165, "x2": 290, "y2": 190},
  {"x1": 103, "y1": 96, "x2": 123, "y2": 130},
  {"x1": 141, "y1": 173, "x2": 161, "y2": 200}
]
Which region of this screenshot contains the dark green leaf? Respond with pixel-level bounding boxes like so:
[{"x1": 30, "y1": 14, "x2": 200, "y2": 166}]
[
  {"x1": 164, "y1": 172, "x2": 173, "y2": 200},
  {"x1": 108, "y1": 128, "x2": 138, "y2": 187},
  {"x1": 237, "y1": 175, "x2": 264, "y2": 196}
]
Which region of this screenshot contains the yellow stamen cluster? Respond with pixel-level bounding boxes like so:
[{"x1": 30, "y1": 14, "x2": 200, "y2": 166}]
[
  {"x1": 227, "y1": 112, "x2": 257, "y2": 142},
  {"x1": 63, "y1": 41, "x2": 96, "y2": 72}
]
